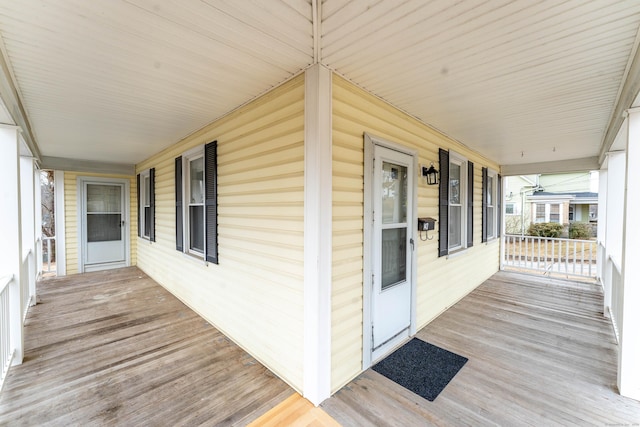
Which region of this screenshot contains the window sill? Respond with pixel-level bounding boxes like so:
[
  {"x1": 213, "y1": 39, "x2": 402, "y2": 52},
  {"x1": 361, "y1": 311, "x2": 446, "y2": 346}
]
[
  {"x1": 181, "y1": 250, "x2": 207, "y2": 266},
  {"x1": 446, "y1": 247, "x2": 469, "y2": 259}
]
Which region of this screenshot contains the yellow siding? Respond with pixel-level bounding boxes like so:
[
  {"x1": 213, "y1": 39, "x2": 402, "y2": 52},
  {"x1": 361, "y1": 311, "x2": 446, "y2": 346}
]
[
  {"x1": 135, "y1": 75, "x2": 305, "y2": 392},
  {"x1": 331, "y1": 75, "x2": 501, "y2": 392},
  {"x1": 63, "y1": 171, "x2": 137, "y2": 275}
]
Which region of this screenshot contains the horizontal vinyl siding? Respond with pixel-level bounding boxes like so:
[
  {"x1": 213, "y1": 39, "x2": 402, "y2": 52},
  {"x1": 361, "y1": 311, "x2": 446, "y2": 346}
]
[
  {"x1": 135, "y1": 75, "x2": 305, "y2": 392},
  {"x1": 63, "y1": 171, "x2": 137, "y2": 275},
  {"x1": 331, "y1": 74, "x2": 500, "y2": 392}
]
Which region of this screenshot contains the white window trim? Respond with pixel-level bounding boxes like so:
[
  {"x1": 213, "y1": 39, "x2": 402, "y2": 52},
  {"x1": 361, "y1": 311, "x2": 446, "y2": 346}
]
[
  {"x1": 139, "y1": 169, "x2": 151, "y2": 240},
  {"x1": 448, "y1": 151, "x2": 467, "y2": 252},
  {"x1": 534, "y1": 202, "x2": 563, "y2": 223},
  {"x1": 505, "y1": 202, "x2": 518, "y2": 216},
  {"x1": 487, "y1": 169, "x2": 498, "y2": 240},
  {"x1": 182, "y1": 145, "x2": 206, "y2": 259}
]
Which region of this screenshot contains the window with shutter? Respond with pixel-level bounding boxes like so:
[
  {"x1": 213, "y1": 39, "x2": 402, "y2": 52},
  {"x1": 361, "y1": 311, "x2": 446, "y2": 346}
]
[
  {"x1": 175, "y1": 142, "x2": 218, "y2": 263},
  {"x1": 138, "y1": 168, "x2": 155, "y2": 241}
]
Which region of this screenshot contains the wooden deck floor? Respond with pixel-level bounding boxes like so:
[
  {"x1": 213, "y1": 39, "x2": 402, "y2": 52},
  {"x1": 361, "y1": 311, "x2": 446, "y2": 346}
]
[
  {"x1": 3, "y1": 268, "x2": 640, "y2": 426},
  {"x1": 322, "y1": 272, "x2": 640, "y2": 426},
  {"x1": 0, "y1": 267, "x2": 295, "y2": 426}
]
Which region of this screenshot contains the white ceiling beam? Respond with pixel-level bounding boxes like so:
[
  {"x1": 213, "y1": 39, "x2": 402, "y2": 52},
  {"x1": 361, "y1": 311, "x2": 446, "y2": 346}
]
[
  {"x1": 40, "y1": 156, "x2": 134, "y2": 175},
  {"x1": 312, "y1": 0, "x2": 321, "y2": 63},
  {"x1": 0, "y1": 31, "x2": 40, "y2": 162},
  {"x1": 599, "y1": 23, "x2": 640, "y2": 165},
  {"x1": 501, "y1": 157, "x2": 599, "y2": 176}
]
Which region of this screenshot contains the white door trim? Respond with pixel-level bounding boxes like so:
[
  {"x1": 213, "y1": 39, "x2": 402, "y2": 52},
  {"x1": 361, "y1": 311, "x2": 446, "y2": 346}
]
[
  {"x1": 362, "y1": 133, "x2": 418, "y2": 369},
  {"x1": 77, "y1": 176, "x2": 130, "y2": 273}
]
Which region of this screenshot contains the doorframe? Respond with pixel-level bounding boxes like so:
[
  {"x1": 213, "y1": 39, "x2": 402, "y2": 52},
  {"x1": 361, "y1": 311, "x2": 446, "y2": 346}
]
[
  {"x1": 77, "y1": 176, "x2": 131, "y2": 273},
  {"x1": 362, "y1": 133, "x2": 418, "y2": 369}
]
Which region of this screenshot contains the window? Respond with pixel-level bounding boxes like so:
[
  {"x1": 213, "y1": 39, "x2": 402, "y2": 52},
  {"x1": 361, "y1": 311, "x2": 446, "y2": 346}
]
[
  {"x1": 589, "y1": 204, "x2": 598, "y2": 221},
  {"x1": 175, "y1": 141, "x2": 218, "y2": 263},
  {"x1": 439, "y1": 149, "x2": 473, "y2": 256},
  {"x1": 482, "y1": 168, "x2": 500, "y2": 242},
  {"x1": 137, "y1": 168, "x2": 155, "y2": 241},
  {"x1": 505, "y1": 203, "x2": 518, "y2": 215},
  {"x1": 534, "y1": 203, "x2": 562, "y2": 223},
  {"x1": 568, "y1": 205, "x2": 575, "y2": 221},
  {"x1": 549, "y1": 204, "x2": 560, "y2": 223}
]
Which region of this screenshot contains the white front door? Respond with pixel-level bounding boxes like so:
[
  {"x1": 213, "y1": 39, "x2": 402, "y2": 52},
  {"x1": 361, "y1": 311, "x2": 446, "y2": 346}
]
[
  {"x1": 80, "y1": 179, "x2": 128, "y2": 272},
  {"x1": 371, "y1": 144, "x2": 415, "y2": 358}
]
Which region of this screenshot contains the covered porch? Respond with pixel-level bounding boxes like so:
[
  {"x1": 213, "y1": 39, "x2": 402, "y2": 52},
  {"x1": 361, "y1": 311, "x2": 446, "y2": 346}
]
[{"x1": 2, "y1": 268, "x2": 638, "y2": 425}]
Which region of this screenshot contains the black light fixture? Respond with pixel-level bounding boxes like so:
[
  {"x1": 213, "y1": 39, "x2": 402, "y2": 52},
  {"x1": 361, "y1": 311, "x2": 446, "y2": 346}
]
[{"x1": 423, "y1": 162, "x2": 439, "y2": 185}]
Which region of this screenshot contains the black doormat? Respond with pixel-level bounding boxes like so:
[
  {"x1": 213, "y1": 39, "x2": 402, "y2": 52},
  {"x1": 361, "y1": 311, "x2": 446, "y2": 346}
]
[{"x1": 372, "y1": 338, "x2": 468, "y2": 401}]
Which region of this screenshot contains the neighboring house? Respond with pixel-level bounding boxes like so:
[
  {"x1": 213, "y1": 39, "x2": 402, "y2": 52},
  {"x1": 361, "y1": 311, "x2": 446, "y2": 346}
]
[{"x1": 504, "y1": 173, "x2": 598, "y2": 235}]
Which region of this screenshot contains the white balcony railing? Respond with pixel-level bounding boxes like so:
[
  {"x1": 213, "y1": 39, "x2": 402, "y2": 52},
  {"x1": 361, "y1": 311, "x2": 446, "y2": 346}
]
[
  {"x1": 42, "y1": 236, "x2": 55, "y2": 274},
  {"x1": 0, "y1": 275, "x2": 14, "y2": 391},
  {"x1": 503, "y1": 234, "x2": 597, "y2": 279},
  {"x1": 610, "y1": 256, "x2": 623, "y2": 344},
  {"x1": 21, "y1": 251, "x2": 34, "y2": 321}
]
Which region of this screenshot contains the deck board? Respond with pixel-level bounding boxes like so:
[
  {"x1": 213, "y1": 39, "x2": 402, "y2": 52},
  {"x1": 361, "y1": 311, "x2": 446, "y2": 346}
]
[
  {"x1": 0, "y1": 267, "x2": 293, "y2": 426},
  {"x1": 3, "y1": 268, "x2": 640, "y2": 425},
  {"x1": 322, "y1": 271, "x2": 640, "y2": 426}
]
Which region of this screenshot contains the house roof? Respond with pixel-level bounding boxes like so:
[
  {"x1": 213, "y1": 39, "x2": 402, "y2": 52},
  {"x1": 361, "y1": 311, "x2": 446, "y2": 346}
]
[
  {"x1": 528, "y1": 191, "x2": 599, "y2": 203},
  {"x1": 1, "y1": 1, "x2": 640, "y2": 171}
]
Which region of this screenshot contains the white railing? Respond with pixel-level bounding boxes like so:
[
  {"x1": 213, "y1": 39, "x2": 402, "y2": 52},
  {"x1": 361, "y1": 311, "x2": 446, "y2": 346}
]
[
  {"x1": 0, "y1": 275, "x2": 14, "y2": 391},
  {"x1": 42, "y1": 236, "x2": 56, "y2": 274},
  {"x1": 503, "y1": 234, "x2": 597, "y2": 279},
  {"x1": 21, "y1": 251, "x2": 34, "y2": 321},
  {"x1": 610, "y1": 256, "x2": 623, "y2": 344}
]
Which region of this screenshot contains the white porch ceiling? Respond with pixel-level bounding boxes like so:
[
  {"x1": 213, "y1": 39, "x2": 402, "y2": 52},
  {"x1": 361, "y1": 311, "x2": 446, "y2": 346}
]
[{"x1": 0, "y1": 0, "x2": 639, "y2": 169}]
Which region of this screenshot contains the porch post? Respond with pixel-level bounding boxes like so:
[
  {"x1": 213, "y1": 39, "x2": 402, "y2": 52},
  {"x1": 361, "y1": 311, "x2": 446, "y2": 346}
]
[
  {"x1": 596, "y1": 169, "x2": 607, "y2": 284},
  {"x1": 619, "y1": 109, "x2": 640, "y2": 400},
  {"x1": 303, "y1": 63, "x2": 332, "y2": 405},
  {"x1": 20, "y1": 155, "x2": 36, "y2": 305},
  {"x1": 603, "y1": 152, "x2": 625, "y2": 316},
  {"x1": 0, "y1": 125, "x2": 24, "y2": 365}
]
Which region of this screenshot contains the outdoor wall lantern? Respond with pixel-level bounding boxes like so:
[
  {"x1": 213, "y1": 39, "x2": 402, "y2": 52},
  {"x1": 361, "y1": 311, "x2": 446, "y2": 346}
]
[{"x1": 422, "y1": 162, "x2": 439, "y2": 185}]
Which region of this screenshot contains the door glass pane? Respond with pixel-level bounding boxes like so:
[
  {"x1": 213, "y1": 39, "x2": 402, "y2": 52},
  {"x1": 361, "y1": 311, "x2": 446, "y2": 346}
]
[
  {"x1": 449, "y1": 163, "x2": 460, "y2": 204},
  {"x1": 381, "y1": 228, "x2": 407, "y2": 289},
  {"x1": 449, "y1": 205, "x2": 462, "y2": 248},
  {"x1": 382, "y1": 162, "x2": 407, "y2": 224},
  {"x1": 87, "y1": 214, "x2": 122, "y2": 242},
  {"x1": 190, "y1": 157, "x2": 204, "y2": 204},
  {"x1": 87, "y1": 184, "x2": 121, "y2": 213},
  {"x1": 189, "y1": 205, "x2": 204, "y2": 253}
]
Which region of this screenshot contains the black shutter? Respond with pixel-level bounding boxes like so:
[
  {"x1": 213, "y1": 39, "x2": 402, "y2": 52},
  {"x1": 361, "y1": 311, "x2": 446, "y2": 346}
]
[
  {"x1": 205, "y1": 141, "x2": 218, "y2": 264},
  {"x1": 467, "y1": 161, "x2": 474, "y2": 248},
  {"x1": 175, "y1": 156, "x2": 183, "y2": 251},
  {"x1": 482, "y1": 167, "x2": 488, "y2": 243},
  {"x1": 497, "y1": 174, "x2": 502, "y2": 238},
  {"x1": 136, "y1": 173, "x2": 141, "y2": 238},
  {"x1": 438, "y1": 148, "x2": 449, "y2": 257},
  {"x1": 149, "y1": 167, "x2": 156, "y2": 242}
]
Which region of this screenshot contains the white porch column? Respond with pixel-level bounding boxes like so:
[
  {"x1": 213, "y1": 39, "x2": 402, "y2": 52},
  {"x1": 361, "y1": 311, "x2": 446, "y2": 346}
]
[
  {"x1": 0, "y1": 125, "x2": 23, "y2": 365},
  {"x1": 20, "y1": 155, "x2": 36, "y2": 304},
  {"x1": 604, "y1": 152, "x2": 625, "y2": 315},
  {"x1": 303, "y1": 64, "x2": 332, "y2": 406},
  {"x1": 596, "y1": 169, "x2": 607, "y2": 282},
  {"x1": 619, "y1": 109, "x2": 640, "y2": 400}
]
